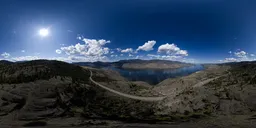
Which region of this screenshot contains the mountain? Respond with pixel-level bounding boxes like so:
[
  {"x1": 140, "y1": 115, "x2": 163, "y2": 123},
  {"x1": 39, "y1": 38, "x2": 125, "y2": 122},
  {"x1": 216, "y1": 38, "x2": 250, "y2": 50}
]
[
  {"x1": 0, "y1": 60, "x2": 13, "y2": 66},
  {"x1": 0, "y1": 60, "x2": 255, "y2": 127},
  {"x1": 0, "y1": 60, "x2": 159, "y2": 127},
  {"x1": 73, "y1": 59, "x2": 192, "y2": 69}
]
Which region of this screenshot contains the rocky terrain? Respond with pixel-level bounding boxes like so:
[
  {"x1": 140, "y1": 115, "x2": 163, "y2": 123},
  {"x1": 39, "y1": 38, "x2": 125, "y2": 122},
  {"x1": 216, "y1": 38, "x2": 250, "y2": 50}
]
[
  {"x1": 0, "y1": 60, "x2": 157, "y2": 127},
  {"x1": 0, "y1": 60, "x2": 255, "y2": 127},
  {"x1": 152, "y1": 63, "x2": 256, "y2": 127}
]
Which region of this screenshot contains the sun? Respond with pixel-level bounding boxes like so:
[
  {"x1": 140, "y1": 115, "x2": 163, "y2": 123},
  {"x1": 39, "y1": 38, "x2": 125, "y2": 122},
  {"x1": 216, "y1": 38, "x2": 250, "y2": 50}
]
[{"x1": 39, "y1": 28, "x2": 49, "y2": 37}]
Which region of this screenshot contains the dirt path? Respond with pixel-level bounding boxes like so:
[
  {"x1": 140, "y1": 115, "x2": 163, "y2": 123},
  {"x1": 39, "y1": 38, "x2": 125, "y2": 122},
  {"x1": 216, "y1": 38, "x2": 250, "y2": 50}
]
[
  {"x1": 89, "y1": 70, "x2": 166, "y2": 102},
  {"x1": 193, "y1": 77, "x2": 220, "y2": 88},
  {"x1": 193, "y1": 71, "x2": 230, "y2": 88},
  {"x1": 89, "y1": 70, "x2": 225, "y2": 101}
]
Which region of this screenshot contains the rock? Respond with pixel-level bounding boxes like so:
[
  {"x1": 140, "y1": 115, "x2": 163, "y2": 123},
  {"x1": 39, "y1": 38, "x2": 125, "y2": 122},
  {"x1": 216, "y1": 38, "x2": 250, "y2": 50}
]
[
  {"x1": 219, "y1": 99, "x2": 250, "y2": 115},
  {"x1": 1, "y1": 92, "x2": 24, "y2": 103}
]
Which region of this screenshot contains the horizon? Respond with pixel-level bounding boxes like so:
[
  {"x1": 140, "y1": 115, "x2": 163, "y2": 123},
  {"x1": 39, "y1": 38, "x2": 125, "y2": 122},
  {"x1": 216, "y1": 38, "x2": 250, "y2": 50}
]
[
  {"x1": 0, "y1": 0, "x2": 256, "y2": 63},
  {"x1": 0, "y1": 58, "x2": 251, "y2": 65}
]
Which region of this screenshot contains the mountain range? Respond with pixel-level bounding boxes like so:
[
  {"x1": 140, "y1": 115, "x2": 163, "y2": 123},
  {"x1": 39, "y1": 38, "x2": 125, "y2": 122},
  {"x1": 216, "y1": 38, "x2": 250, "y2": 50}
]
[{"x1": 73, "y1": 59, "x2": 192, "y2": 69}]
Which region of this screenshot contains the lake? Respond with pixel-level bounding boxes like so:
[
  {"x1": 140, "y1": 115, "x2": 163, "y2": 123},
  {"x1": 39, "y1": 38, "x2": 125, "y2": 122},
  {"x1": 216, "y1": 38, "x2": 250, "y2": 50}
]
[{"x1": 103, "y1": 65, "x2": 204, "y2": 85}]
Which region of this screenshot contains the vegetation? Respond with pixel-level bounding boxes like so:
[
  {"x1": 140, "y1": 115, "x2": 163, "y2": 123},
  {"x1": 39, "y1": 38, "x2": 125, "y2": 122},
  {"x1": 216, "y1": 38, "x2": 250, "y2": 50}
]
[{"x1": 0, "y1": 60, "x2": 90, "y2": 84}]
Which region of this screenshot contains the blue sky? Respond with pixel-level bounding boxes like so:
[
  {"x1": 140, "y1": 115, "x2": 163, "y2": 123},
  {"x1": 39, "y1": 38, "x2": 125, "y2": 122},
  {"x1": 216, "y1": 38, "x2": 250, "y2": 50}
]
[{"x1": 0, "y1": 0, "x2": 256, "y2": 63}]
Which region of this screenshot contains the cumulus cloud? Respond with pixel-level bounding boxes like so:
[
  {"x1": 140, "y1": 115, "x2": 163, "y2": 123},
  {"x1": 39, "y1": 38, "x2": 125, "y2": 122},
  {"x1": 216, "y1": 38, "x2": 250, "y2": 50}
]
[
  {"x1": 121, "y1": 48, "x2": 133, "y2": 53},
  {"x1": 136, "y1": 40, "x2": 156, "y2": 52},
  {"x1": 55, "y1": 49, "x2": 62, "y2": 54},
  {"x1": 60, "y1": 38, "x2": 110, "y2": 56},
  {"x1": 221, "y1": 50, "x2": 256, "y2": 63},
  {"x1": 158, "y1": 43, "x2": 188, "y2": 56},
  {"x1": 176, "y1": 50, "x2": 188, "y2": 56},
  {"x1": 234, "y1": 51, "x2": 247, "y2": 58},
  {"x1": 57, "y1": 37, "x2": 111, "y2": 62},
  {"x1": 1, "y1": 52, "x2": 10, "y2": 58}
]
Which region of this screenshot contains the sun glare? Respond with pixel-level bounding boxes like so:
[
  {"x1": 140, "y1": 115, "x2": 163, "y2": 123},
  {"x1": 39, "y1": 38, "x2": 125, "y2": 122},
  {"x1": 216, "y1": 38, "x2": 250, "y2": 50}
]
[{"x1": 39, "y1": 28, "x2": 49, "y2": 37}]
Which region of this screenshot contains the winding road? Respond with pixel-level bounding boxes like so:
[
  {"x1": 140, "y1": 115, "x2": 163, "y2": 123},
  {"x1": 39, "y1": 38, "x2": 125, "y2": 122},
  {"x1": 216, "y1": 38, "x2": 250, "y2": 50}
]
[
  {"x1": 89, "y1": 70, "x2": 165, "y2": 102},
  {"x1": 89, "y1": 70, "x2": 223, "y2": 102}
]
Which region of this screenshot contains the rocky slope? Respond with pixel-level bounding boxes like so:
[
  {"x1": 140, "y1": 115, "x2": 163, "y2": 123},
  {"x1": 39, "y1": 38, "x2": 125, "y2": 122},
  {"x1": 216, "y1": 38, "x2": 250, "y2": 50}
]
[
  {"x1": 153, "y1": 63, "x2": 256, "y2": 122},
  {"x1": 0, "y1": 60, "x2": 255, "y2": 127},
  {"x1": 0, "y1": 60, "x2": 157, "y2": 126}
]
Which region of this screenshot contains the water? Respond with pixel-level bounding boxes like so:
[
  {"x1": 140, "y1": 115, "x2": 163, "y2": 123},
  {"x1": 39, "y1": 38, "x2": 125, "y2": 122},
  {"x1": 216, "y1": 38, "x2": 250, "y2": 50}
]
[{"x1": 103, "y1": 65, "x2": 204, "y2": 85}]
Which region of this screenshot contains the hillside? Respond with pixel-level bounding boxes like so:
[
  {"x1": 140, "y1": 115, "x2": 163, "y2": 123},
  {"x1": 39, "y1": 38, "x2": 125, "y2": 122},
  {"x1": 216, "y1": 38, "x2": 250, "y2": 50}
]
[
  {"x1": 153, "y1": 63, "x2": 256, "y2": 127},
  {"x1": 74, "y1": 59, "x2": 192, "y2": 69},
  {"x1": 0, "y1": 60, "x2": 13, "y2": 67},
  {"x1": 0, "y1": 60, "x2": 255, "y2": 127},
  {"x1": 0, "y1": 60, "x2": 158, "y2": 127}
]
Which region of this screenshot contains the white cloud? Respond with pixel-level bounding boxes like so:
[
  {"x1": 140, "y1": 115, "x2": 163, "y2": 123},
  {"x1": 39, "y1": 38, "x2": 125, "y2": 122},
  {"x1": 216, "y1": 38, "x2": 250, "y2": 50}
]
[
  {"x1": 21, "y1": 50, "x2": 25, "y2": 53},
  {"x1": 120, "y1": 54, "x2": 124, "y2": 56},
  {"x1": 68, "y1": 55, "x2": 108, "y2": 62},
  {"x1": 129, "y1": 54, "x2": 133, "y2": 57},
  {"x1": 11, "y1": 56, "x2": 40, "y2": 61},
  {"x1": 135, "y1": 55, "x2": 143, "y2": 59},
  {"x1": 9, "y1": 55, "x2": 109, "y2": 63},
  {"x1": 111, "y1": 55, "x2": 118, "y2": 57},
  {"x1": 158, "y1": 43, "x2": 188, "y2": 56},
  {"x1": 58, "y1": 37, "x2": 111, "y2": 62},
  {"x1": 234, "y1": 51, "x2": 247, "y2": 58},
  {"x1": 56, "y1": 49, "x2": 62, "y2": 54},
  {"x1": 147, "y1": 54, "x2": 183, "y2": 61},
  {"x1": 136, "y1": 40, "x2": 156, "y2": 52},
  {"x1": 176, "y1": 50, "x2": 188, "y2": 56},
  {"x1": 116, "y1": 48, "x2": 122, "y2": 52},
  {"x1": 60, "y1": 45, "x2": 76, "y2": 55},
  {"x1": 110, "y1": 51, "x2": 114, "y2": 54},
  {"x1": 1, "y1": 52, "x2": 10, "y2": 58},
  {"x1": 221, "y1": 50, "x2": 256, "y2": 63},
  {"x1": 60, "y1": 38, "x2": 110, "y2": 56},
  {"x1": 48, "y1": 57, "x2": 71, "y2": 62},
  {"x1": 224, "y1": 58, "x2": 238, "y2": 62},
  {"x1": 147, "y1": 54, "x2": 160, "y2": 58},
  {"x1": 121, "y1": 48, "x2": 133, "y2": 53}
]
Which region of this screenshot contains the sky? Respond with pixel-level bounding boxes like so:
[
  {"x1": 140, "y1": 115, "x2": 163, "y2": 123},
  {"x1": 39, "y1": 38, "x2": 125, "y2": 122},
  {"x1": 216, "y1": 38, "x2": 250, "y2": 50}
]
[{"x1": 0, "y1": 0, "x2": 256, "y2": 63}]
